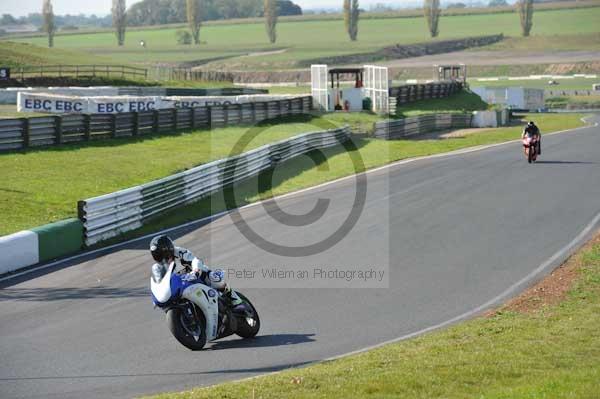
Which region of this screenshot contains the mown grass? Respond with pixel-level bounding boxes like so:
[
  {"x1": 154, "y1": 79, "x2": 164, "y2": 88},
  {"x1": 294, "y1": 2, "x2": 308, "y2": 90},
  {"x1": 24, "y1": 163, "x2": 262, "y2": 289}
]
[
  {"x1": 0, "y1": 41, "x2": 111, "y2": 68},
  {"x1": 145, "y1": 236, "x2": 600, "y2": 399},
  {"x1": 546, "y1": 96, "x2": 600, "y2": 109},
  {"x1": 0, "y1": 116, "x2": 334, "y2": 235},
  {"x1": 106, "y1": 113, "x2": 585, "y2": 244},
  {"x1": 10, "y1": 7, "x2": 600, "y2": 69},
  {"x1": 471, "y1": 77, "x2": 600, "y2": 91}
]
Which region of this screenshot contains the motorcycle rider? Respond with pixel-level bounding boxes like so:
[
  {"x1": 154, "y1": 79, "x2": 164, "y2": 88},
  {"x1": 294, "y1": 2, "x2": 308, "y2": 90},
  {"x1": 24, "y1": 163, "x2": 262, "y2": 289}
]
[
  {"x1": 150, "y1": 235, "x2": 242, "y2": 306},
  {"x1": 522, "y1": 121, "x2": 541, "y2": 158}
]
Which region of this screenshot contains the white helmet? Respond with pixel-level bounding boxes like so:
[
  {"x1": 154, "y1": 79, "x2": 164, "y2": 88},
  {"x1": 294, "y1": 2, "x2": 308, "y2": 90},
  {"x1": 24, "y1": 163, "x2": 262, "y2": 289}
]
[{"x1": 209, "y1": 269, "x2": 227, "y2": 291}]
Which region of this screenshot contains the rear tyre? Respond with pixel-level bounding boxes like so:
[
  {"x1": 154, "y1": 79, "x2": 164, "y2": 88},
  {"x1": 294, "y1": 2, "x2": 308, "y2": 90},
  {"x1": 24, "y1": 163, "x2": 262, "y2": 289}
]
[
  {"x1": 528, "y1": 146, "x2": 533, "y2": 164},
  {"x1": 166, "y1": 306, "x2": 207, "y2": 351},
  {"x1": 234, "y1": 293, "x2": 261, "y2": 339}
]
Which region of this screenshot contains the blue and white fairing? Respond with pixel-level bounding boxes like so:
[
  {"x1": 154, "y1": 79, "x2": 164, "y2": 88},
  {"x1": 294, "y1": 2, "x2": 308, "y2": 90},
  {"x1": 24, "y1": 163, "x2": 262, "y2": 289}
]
[{"x1": 150, "y1": 262, "x2": 220, "y2": 341}]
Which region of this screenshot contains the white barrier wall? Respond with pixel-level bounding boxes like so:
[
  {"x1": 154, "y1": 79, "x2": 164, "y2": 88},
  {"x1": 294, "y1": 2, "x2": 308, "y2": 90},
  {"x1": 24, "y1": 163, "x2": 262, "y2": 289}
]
[
  {"x1": 18, "y1": 92, "x2": 171, "y2": 114},
  {"x1": 0, "y1": 231, "x2": 39, "y2": 275},
  {"x1": 472, "y1": 111, "x2": 498, "y2": 128},
  {"x1": 17, "y1": 92, "x2": 296, "y2": 114}
]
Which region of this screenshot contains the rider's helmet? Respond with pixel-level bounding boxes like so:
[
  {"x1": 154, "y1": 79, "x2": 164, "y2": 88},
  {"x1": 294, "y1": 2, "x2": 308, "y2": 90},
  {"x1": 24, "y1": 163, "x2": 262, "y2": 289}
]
[
  {"x1": 528, "y1": 121, "x2": 536, "y2": 127},
  {"x1": 150, "y1": 235, "x2": 175, "y2": 263}
]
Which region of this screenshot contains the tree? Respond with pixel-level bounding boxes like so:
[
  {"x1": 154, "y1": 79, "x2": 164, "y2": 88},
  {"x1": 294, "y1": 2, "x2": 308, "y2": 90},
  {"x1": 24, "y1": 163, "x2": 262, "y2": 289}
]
[
  {"x1": 176, "y1": 29, "x2": 192, "y2": 44},
  {"x1": 264, "y1": 0, "x2": 278, "y2": 44},
  {"x1": 186, "y1": 0, "x2": 202, "y2": 44},
  {"x1": 112, "y1": 0, "x2": 127, "y2": 46},
  {"x1": 517, "y1": 0, "x2": 534, "y2": 37},
  {"x1": 488, "y1": 0, "x2": 508, "y2": 7},
  {"x1": 343, "y1": 0, "x2": 351, "y2": 37},
  {"x1": 424, "y1": 0, "x2": 441, "y2": 38},
  {"x1": 42, "y1": 0, "x2": 56, "y2": 48},
  {"x1": 0, "y1": 14, "x2": 18, "y2": 25},
  {"x1": 343, "y1": 0, "x2": 359, "y2": 41}
]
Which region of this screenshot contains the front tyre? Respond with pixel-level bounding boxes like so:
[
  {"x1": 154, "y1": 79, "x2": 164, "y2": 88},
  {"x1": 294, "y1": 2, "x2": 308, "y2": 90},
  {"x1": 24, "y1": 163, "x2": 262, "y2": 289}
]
[
  {"x1": 235, "y1": 292, "x2": 261, "y2": 339},
  {"x1": 166, "y1": 306, "x2": 207, "y2": 351}
]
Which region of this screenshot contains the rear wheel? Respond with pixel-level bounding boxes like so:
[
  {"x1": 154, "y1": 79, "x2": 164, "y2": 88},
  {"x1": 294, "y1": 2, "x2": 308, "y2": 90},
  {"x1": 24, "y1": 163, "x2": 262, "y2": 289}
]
[
  {"x1": 166, "y1": 305, "x2": 207, "y2": 351},
  {"x1": 528, "y1": 145, "x2": 533, "y2": 163},
  {"x1": 234, "y1": 292, "x2": 261, "y2": 339}
]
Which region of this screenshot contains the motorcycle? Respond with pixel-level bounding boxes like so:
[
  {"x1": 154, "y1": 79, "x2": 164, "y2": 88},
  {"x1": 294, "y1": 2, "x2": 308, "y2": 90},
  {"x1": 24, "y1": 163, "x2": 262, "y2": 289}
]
[
  {"x1": 151, "y1": 262, "x2": 260, "y2": 350},
  {"x1": 523, "y1": 135, "x2": 541, "y2": 164}
]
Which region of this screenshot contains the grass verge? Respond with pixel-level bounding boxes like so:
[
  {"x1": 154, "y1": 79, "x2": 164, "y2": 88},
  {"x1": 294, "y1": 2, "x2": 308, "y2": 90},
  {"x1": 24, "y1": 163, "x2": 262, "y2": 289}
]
[
  {"x1": 0, "y1": 112, "x2": 585, "y2": 237},
  {"x1": 144, "y1": 232, "x2": 600, "y2": 399},
  {"x1": 107, "y1": 113, "x2": 585, "y2": 244}
]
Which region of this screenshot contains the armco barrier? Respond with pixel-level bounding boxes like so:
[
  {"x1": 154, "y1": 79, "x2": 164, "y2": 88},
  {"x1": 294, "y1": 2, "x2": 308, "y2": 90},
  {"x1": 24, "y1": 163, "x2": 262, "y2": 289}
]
[
  {"x1": 373, "y1": 113, "x2": 473, "y2": 140},
  {"x1": 78, "y1": 126, "x2": 351, "y2": 246},
  {"x1": 0, "y1": 96, "x2": 313, "y2": 152}
]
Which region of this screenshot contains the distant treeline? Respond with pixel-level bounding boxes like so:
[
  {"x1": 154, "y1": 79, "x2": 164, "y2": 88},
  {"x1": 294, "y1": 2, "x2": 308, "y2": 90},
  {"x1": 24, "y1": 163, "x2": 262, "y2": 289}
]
[
  {"x1": 128, "y1": 0, "x2": 301, "y2": 26},
  {"x1": 0, "y1": 0, "x2": 302, "y2": 30}
]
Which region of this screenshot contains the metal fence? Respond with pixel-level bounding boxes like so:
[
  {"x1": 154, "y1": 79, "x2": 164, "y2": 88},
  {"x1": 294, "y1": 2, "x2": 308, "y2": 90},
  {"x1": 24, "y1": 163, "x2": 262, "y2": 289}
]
[
  {"x1": 78, "y1": 126, "x2": 351, "y2": 246},
  {"x1": 0, "y1": 96, "x2": 313, "y2": 152},
  {"x1": 373, "y1": 113, "x2": 473, "y2": 140},
  {"x1": 10, "y1": 65, "x2": 148, "y2": 81},
  {"x1": 149, "y1": 67, "x2": 234, "y2": 83}
]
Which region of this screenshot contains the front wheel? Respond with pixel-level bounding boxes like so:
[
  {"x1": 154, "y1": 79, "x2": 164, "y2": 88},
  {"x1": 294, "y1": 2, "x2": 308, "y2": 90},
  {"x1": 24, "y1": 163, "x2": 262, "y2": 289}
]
[
  {"x1": 234, "y1": 292, "x2": 261, "y2": 339},
  {"x1": 166, "y1": 306, "x2": 207, "y2": 351}
]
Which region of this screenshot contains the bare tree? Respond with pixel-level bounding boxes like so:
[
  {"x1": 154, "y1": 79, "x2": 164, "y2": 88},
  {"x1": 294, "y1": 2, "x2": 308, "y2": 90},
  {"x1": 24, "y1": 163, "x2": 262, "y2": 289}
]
[
  {"x1": 264, "y1": 0, "x2": 278, "y2": 44},
  {"x1": 186, "y1": 0, "x2": 202, "y2": 45},
  {"x1": 424, "y1": 0, "x2": 441, "y2": 38},
  {"x1": 517, "y1": 0, "x2": 534, "y2": 37},
  {"x1": 112, "y1": 0, "x2": 127, "y2": 46},
  {"x1": 42, "y1": 0, "x2": 56, "y2": 48}
]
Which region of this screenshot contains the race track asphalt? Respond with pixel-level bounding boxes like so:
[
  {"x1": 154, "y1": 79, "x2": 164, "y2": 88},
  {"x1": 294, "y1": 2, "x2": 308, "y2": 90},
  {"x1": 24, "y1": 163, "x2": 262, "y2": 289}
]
[{"x1": 1, "y1": 116, "x2": 599, "y2": 399}]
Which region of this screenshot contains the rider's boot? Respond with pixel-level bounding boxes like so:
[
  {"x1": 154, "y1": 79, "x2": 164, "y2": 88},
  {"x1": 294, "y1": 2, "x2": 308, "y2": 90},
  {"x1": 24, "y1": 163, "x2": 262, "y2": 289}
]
[{"x1": 223, "y1": 286, "x2": 243, "y2": 307}]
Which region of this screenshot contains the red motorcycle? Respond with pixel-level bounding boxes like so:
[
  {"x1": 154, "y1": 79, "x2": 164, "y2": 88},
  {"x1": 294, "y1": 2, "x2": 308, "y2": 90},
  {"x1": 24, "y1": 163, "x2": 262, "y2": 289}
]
[{"x1": 523, "y1": 135, "x2": 541, "y2": 164}]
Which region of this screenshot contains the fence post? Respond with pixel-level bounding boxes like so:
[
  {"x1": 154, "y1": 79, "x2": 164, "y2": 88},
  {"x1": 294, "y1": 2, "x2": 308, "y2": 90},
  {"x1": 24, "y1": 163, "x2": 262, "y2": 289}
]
[
  {"x1": 173, "y1": 108, "x2": 178, "y2": 131},
  {"x1": 84, "y1": 114, "x2": 91, "y2": 141},
  {"x1": 153, "y1": 110, "x2": 160, "y2": 134},
  {"x1": 191, "y1": 107, "x2": 197, "y2": 129},
  {"x1": 224, "y1": 105, "x2": 229, "y2": 126},
  {"x1": 238, "y1": 104, "x2": 243, "y2": 124},
  {"x1": 54, "y1": 116, "x2": 62, "y2": 145},
  {"x1": 207, "y1": 106, "x2": 213, "y2": 129},
  {"x1": 132, "y1": 112, "x2": 139, "y2": 136},
  {"x1": 20, "y1": 118, "x2": 30, "y2": 149},
  {"x1": 251, "y1": 102, "x2": 257, "y2": 124},
  {"x1": 111, "y1": 114, "x2": 117, "y2": 138}
]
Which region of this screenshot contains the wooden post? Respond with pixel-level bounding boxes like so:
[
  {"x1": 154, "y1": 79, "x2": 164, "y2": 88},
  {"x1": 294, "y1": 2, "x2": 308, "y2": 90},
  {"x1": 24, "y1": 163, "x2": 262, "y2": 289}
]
[
  {"x1": 21, "y1": 118, "x2": 30, "y2": 149},
  {"x1": 191, "y1": 107, "x2": 197, "y2": 129},
  {"x1": 224, "y1": 105, "x2": 229, "y2": 126},
  {"x1": 132, "y1": 112, "x2": 139, "y2": 136},
  {"x1": 207, "y1": 106, "x2": 213, "y2": 129},
  {"x1": 111, "y1": 114, "x2": 117, "y2": 138},
  {"x1": 153, "y1": 110, "x2": 160, "y2": 134},
  {"x1": 173, "y1": 108, "x2": 178, "y2": 131},
  {"x1": 54, "y1": 116, "x2": 62, "y2": 145},
  {"x1": 251, "y1": 102, "x2": 257, "y2": 124},
  {"x1": 84, "y1": 114, "x2": 91, "y2": 141}
]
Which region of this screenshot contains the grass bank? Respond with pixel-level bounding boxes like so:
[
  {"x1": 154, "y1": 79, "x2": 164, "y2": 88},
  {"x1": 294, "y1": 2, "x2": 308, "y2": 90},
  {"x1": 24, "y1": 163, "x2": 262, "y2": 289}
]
[
  {"x1": 11, "y1": 7, "x2": 600, "y2": 69},
  {"x1": 145, "y1": 232, "x2": 600, "y2": 399},
  {"x1": 0, "y1": 112, "x2": 585, "y2": 237}
]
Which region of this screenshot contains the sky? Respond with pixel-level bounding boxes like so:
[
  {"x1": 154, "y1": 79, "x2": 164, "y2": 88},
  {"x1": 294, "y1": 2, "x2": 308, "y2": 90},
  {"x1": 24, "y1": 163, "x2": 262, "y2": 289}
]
[{"x1": 1, "y1": 0, "x2": 431, "y2": 18}]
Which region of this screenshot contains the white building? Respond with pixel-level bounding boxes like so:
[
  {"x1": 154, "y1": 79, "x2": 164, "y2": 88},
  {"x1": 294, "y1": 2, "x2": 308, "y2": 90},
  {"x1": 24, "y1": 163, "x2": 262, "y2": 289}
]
[{"x1": 472, "y1": 87, "x2": 545, "y2": 110}]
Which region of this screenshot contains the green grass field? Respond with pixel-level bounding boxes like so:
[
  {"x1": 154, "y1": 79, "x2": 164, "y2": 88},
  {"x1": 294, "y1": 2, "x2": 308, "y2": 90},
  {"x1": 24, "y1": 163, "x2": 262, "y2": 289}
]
[
  {"x1": 8, "y1": 7, "x2": 600, "y2": 70},
  {"x1": 470, "y1": 77, "x2": 599, "y2": 91},
  {"x1": 145, "y1": 234, "x2": 600, "y2": 399}
]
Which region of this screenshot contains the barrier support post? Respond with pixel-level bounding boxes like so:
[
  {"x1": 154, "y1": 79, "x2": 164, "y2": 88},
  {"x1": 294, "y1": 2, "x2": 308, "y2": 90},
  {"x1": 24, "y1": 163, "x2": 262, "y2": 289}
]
[
  {"x1": 153, "y1": 110, "x2": 160, "y2": 134},
  {"x1": 84, "y1": 114, "x2": 91, "y2": 141},
  {"x1": 132, "y1": 112, "x2": 139, "y2": 136},
  {"x1": 54, "y1": 116, "x2": 62, "y2": 145},
  {"x1": 111, "y1": 114, "x2": 117, "y2": 138},
  {"x1": 21, "y1": 118, "x2": 30, "y2": 149}
]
